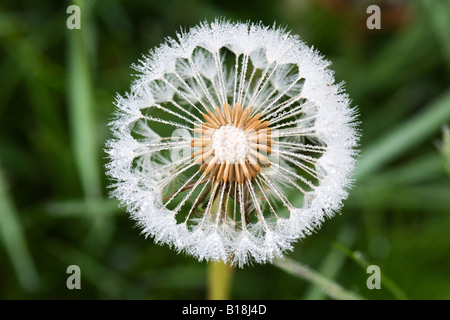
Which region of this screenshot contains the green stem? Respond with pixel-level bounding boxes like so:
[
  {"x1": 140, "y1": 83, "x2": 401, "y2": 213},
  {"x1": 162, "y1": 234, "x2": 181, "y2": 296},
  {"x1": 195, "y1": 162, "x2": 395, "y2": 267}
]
[
  {"x1": 206, "y1": 189, "x2": 234, "y2": 300},
  {"x1": 207, "y1": 261, "x2": 234, "y2": 300}
]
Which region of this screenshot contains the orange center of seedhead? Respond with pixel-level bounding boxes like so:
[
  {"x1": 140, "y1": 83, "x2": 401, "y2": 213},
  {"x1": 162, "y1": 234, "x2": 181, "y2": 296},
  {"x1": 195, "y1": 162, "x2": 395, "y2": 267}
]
[{"x1": 191, "y1": 103, "x2": 272, "y2": 184}]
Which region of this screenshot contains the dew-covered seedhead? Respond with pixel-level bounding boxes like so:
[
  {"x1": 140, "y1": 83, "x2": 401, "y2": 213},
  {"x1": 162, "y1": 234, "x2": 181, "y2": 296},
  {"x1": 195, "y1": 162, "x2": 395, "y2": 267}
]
[{"x1": 106, "y1": 20, "x2": 359, "y2": 267}]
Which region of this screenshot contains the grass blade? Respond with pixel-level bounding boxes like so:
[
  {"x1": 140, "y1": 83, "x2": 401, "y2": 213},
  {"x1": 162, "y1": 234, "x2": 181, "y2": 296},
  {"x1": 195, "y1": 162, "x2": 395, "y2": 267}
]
[
  {"x1": 274, "y1": 257, "x2": 363, "y2": 300},
  {"x1": 0, "y1": 165, "x2": 40, "y2": 291},
  {"x1": 67, "y1": 0, "x2": 101, "y2": 201},
  {"x1": 356, "y1": 89, "x2": 450, "y2": 180},
  {"x1": 333, "y1": 243, "x2": 408, "y2": 300}
]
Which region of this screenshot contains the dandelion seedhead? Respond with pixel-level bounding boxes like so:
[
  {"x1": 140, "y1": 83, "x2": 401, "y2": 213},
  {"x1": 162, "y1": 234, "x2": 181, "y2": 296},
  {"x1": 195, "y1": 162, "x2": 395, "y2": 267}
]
[{"x1": 106, "y1": 20, "x2": 359, "y2": 267}]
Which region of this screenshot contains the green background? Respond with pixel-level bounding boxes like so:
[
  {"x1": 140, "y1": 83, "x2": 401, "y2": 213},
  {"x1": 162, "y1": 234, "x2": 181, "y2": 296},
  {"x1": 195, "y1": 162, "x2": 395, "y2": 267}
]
[{"x1": 1, "y1": 0, "x2": 449, "y2": 299}]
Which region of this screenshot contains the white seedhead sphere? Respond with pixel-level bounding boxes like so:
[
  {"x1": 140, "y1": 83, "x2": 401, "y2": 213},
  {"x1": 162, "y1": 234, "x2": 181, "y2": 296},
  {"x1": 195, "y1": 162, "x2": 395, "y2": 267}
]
[{"x1": 106, "y1": 20, "x2": 359, "y2": 267}]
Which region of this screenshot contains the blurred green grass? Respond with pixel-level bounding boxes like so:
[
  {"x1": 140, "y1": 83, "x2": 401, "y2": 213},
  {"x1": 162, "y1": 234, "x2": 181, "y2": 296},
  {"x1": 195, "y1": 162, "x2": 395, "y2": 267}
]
[{"x1": 0, "y1": 0, "x2": 449, "y2": 299}]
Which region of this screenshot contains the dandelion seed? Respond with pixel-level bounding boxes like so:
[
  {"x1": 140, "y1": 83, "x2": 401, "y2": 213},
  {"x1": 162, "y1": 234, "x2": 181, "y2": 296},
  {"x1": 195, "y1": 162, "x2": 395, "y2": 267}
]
[{"x1": 106, "y1": 20, "x2": 359, "y2": 267}]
